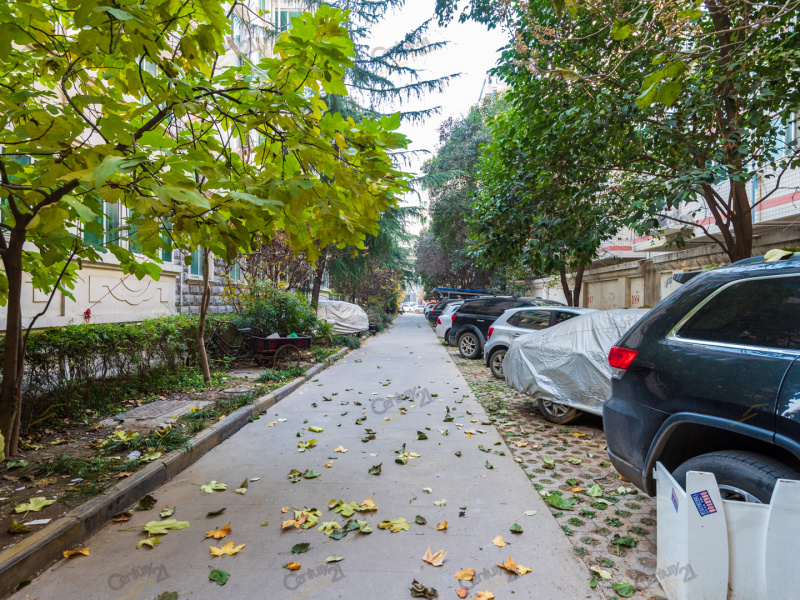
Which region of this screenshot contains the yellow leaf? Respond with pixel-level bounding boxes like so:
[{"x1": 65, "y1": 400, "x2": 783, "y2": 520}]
[
  {"x1": 361, "y1": 497, "x2": 376, "y2": 509},
  {"x1": 281, "y1": 519, "x2": 300, "y2": 529},
  {"x1": 474, "y1": 592, "x2": 495, "y2": 600},
  {"x1": 572, "y1": 433, "x2": 586, "y2": 438},
  {"x1": 334, "y1": 446, "x2": 348, "y2": 453},
  {"x1": 281, "y1": 507, "x2": 290, "y2": 513},
  {"x1": 571, "y1": 486, "x2": 584, "y2": 493},
  {"x1": 268, "y1": 421, "x2": 278, "y2": 427},
  {"x1": 437, "y1": 521, "x2": 448, "y2": 531},
  {"x1": 491, "y1": 535, "x2": 507, "y2": 547},
  {"x1": 498, "y1": 555, "x2": 531, "y2": 575},
  {"x1": 209, "y1": 540, "x2": 246, "y2": 557},
  {"x1": 422, "y1": 546, "x2": 447, "y2": 567},
  {"x1": 325, "y1": 461, "x2": 333, "y2": 468},
  {"x1": 285, "y1": 561, "x2": 301, "y2": 570},
  {"x1": 205, "y1": 523, "x2": 231, "y2": 539},
  {"x1": 464, "y1": 433, "x2": 472, "y2": 437},
  {"x1": 455, "y1": 587, "x2": 468, "y2": 598},
  {"x1": 455, "y1": 568, "x2": 475, "y2": 581},
  {"x1": 63, "y1": 548, "x2": 90, "y2": 558},
  {"x1": 517, "y1": 564, "x2": 532, "y2": 575},
  {"x1": 514, "y1": 441, "x2": 529, "y2": 447}
]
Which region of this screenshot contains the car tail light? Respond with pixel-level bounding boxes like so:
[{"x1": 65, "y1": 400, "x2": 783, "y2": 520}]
[
  {"x1": 608, "y1": 346, "x2": 637, "y2": 370},
  {"x1": 436, "y1": 317, "x2": 441, "y2": 324},
  {"x1": 487, "y1": 327, "x2": 494, "y2": 339},
  {"x1": 451, "y1": 314, "x2": 456, "y2": 323}
]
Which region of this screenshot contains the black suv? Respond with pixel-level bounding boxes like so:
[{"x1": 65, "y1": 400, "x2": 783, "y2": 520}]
[
  {"x1": 427, "y1": 299, "x2": 464, "y2": 324},
  {"x1": 604, "y1": 254, "x2": 800, "y2": 502},
  {"x1": 447, "y1": 297, "x2": 563, "y2": 359}
]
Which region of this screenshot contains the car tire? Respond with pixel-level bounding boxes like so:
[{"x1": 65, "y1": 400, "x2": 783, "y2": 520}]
[
  {"x1": 537, "y1": 398, "x2": 581, "y2": 424},
  {"x1": 442, "y1": 329, "x2": 450, "y2": 341},
  {"x1": 672, "y1": 451, "x2": 800, "y2": 504},
  {"x1": 489, "y1": 349, "x2": 506, "y2": 379},
  {"x1": 458, "y1": 331, "x2": 481, "y2": 359}
]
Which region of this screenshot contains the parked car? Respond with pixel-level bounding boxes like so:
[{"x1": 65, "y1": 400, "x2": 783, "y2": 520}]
[
  {"x1": 435, "y1": 301, "x2": 463, "y2": 340},
  {"x1": 428, "y1": 299, "x2": 464, "y2": 324},
  {"x1": 503, "y1": 309, "x2": 649, "y2": 424},
  {"x1": 484, "y1": 306, "x2": 596, "y2": 378},
  {"x1": 447, "y1": 297, "x2": 565, "y2": 359},
  {"x1": 413, "y1": 304, "x2": 426, "y2": 314},
  {"x1": 604, "y1": 254, "x2": 800, "y2": 502}
]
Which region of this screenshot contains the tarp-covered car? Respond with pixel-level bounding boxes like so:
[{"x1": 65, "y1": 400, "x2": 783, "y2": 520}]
[
  {"x1": 503, "y1": 309, "x2": 649, "y2": 423},
  {"x1": 317, "y1": 300, "x2": 369, "y2": 334}
]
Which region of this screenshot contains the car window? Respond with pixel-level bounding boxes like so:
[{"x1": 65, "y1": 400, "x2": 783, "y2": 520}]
[
  {"x1": 459, "y1": 300, "x2": 486, "y2": 314},
  {"x1": 515, "y1": 311, "x2": 551, "y2": 330},
  {"x1": 555, "y1": 311, "x2": 579, "y2": 324},
  {"x1": 677, "y1": 276, "x2": 800, "y2": 350},
  {"x1": 477, "y1": 299, "x2": 505, "y2": 317}
]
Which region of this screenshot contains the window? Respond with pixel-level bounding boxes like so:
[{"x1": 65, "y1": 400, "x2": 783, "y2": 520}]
[
  {"x1": 278, "y1": 10, "x2": 301, "y2": 31},
  {"x1": 459, "y1": 300, "x2": 486, "y2": 315},
  {"x1": 161, "y1": 219, "x2": 173, "y2": 263},
  {"x1": 189, "y1": 248, "x2": 204, "y2": 277},
  {"x1": 229, "y1": 260, "x2": 242, "y2": 281},
  {"x1": 555, "y1": 311, "x2": 579, "y2": 324},
  {"x1": 515, "y1": 311, "x2": 551, "y2": 330},
  {"x1": 677, "y1": 276, "x2": 800, "y2": 350},
  {"x1": 82, "y1": 197, "x2": 120, "y2": 247}
]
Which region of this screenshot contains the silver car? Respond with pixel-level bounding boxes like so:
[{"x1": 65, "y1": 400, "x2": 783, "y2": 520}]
[
  {"x1": 435, "y1": 301, "x2": 463, "y2": 340},
  {"x1": 483, "y1": 306, "x2": 595, "y2": 378}
]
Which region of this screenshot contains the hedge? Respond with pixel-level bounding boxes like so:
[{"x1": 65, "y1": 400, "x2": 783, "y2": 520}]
[{"x1": 0, "y1": 315, "x2": 202, "y2": 431}]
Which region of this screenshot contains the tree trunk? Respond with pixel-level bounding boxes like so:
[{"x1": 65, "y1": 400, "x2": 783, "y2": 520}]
[
  {"x1": 196, "y1": 248, "x2": 212, "y2": 383},
  {"x1": 310, "y1": 247, "x2": 328, "y2": 310},
  {"x1": 729, "y1": 180, "x2": 753, "y2": 262},
  {"x1": 559, "y1": 266, "x2": 574, "y2": 307},
  {"x1": 0, "y1": 235, "x2": 25, "y2": 457}
]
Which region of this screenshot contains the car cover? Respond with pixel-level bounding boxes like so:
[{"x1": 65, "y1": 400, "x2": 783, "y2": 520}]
[
  {"x1": 503, "y1": 309, "x2": 649, "y2": 415},
  {"x1": 317, "y1": 300, "x2": 370, "y2": 334}
]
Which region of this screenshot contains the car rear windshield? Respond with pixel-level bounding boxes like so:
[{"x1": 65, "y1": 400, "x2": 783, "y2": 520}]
[{"x1": 677, "y1": 275, "x2": 800, "y2": 350}]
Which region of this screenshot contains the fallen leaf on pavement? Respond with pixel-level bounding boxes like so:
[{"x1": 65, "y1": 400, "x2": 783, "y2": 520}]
[
  {"x1": 514, "y1": 441, "x2": 528, "y2": 447},
  {"x1": 473, "y1": 592, "x2": 495, "y2": 600},
  {"x1": 142, "y1": 518, "x2": 190, "y2": 536},
  {"x1": 199, "y1": 481, "x2": 227, "y2": 494},
  {"x1": 590, "y1": 565, "x2": 612, "y2": 580},
  {"x1": 361, "y1": 497, "x2": 377, "y2": 510},
  {"x1": 137, "y1": 537, "x2": 161, "y2": 549},
  {"x1": 291, "y1": 542, "x2": 311, "y2": 554},
  {"x1": 455, "y1": 568, "x2": 475, "y2": 581},
  {"x1": 15, "y1": 497, "x2": 55, "y2": 513},
  {"x1": 415, "y1": 515, "x2": 427, "y2": 525},
  {"x1": 322, "y1": 555, "x2": 344, "y2": 563},
  {"x1": 284, "y1": 562, "x2": 301, "y2": 570},
  {"x1": 378, "y1": 517, "x2": 410, "y2": 533},
  {"x1": 206, "y1": 523, "x2": 231, "y2": 539},
  {"x1": 455, "y1": 587, "x2": 468, "y2": 598},
  {"x1": 334, "y1": 445, "x2": 348, "y2": 453},
  {"x1": 112, "y1": 511, "x2": 132, "y2": 522},
  {"x1": 209, "y1": 540, "x2": 246, "y2": 557},
  {"x1": 318, "y1": 520, "x2": 343, "y2": 534},
  {"x1": 281, "y1": 507, "x2": 290, "y2": 513},
  {"x1": 160, "y1": 507, "x2": 175, "y2": 518},
  {"x1": 207, "y1": 508, "x2": 227, "y2": 517},
  {"x1": 434, "y1": 499, "x2": 446, "y2": 506},
  {"x1": 325, "y1": 461, "x2": 333, "y2": 468},
  {"x1": 491, "y1": 535, "x2": 507, "y2": 547},
  {"x1": 282, "y1": 519, "x2": 300, "y2": 529},
  {"x1": 437, "y1": 521, "x2": 447, "y2": 531},
  {"x1": 409, "y1": 579, "x2": 438, "y2": 598},
  {"x1": 209, "y1": 568, "x2": 230, "y2": 585},
  {"x1": 368, "y1": 464, "x2": 382, "y2": 476},
  {"x1": 63, "y1": 548, "x2": 90, "y2": 558},
  {"x1": 509, "y1": 523, "x2": 523, "y2": 534},
  {"x1": 422, "y1": 546, "x2": 447, "y2": 567},
  {"x1": 497, "y1": 555, "x2": 531, "y2": 575},
  {"x1": 8, "y1": 519, "x2": 30, "y2": 534},
  {"x1": 234, "y1": 478, "x2": 248, "y2": 494},
  {"x1": 268, "y1": 421, "x2": 278, "y2": 427},
  {"x1": 137, "y1": 494, "x2": 157, "y2": 510},
  {"x1": 572, "y1": 433, "x2": 586, "y2": 438}
]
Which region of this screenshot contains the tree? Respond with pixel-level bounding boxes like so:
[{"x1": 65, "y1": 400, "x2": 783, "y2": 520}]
[
  {"x1": 0, "y1": 0, "x2": 409, "y2": 454},
  {"x1": 440, "y1": 0, "x2": 800, "y2": 262},
  {"x1": 415, "y1": 94, "x2": 506, "y2": 290}
]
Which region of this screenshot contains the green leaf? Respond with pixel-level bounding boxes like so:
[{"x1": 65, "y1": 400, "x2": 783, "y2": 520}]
[
  {"x1": 200, "y1": 481, "x2": 227, "y2": 493},
  {"x1": 322, "y1": 555, "x2": 344, "y2": 563},
  {"x1": 485, "y1": 460, "x2": 494, "y2": 469},
  {"x1": 141, "y1": 518, "x2": 190, "y2": 536},
  {"x1": 655, "y1": 81, "x2": 682, "y2": 107},
  {"x1": 586, "y1": 484, "x2": 603, "y2": 497},
  {"x1": 509, "y1": 523, "x2": 523, "y2": 534},
  {"x1": 160, "y1": 507, "x2": 175, "y2": 518},
  {"x1": 291, "y1": 542, "x2": 311, "y2": 554},
  {"x1": 416, "y1": 431, "x2": 428, "y2": 440},
  {"x1": 560, "y1": 69, "x2": 580, "y2": 81},
  {"x1": 303, "y1": 470, "x2": 321, "y2": 479},
  {"x1": 544, "y1": 493, "x2": 574, "y2": 511},
  {"x1": 6, "y1": 460, "x2": 28, "y2": 469},
  {"x1": 137, "y1": 536, "x2": 161, "y2": 549},
  {"x1": 611, "y1": 19, "x2": 633, "y2": 40},
  {"x1": 15, "y1": 497, "x2": 55, "y2": 513},
  {"x1": 636, "y1": 82, "x2": 658, "y2": 109},
  {"x1": 415, "y1": 515, "x2": 427, "y2": 525},
  {"x1": 368, "y1": 463, "x2": 382, "y2": 475},
  {"x1": 612, "y1": 581, "x2": 636, "y2": 597},
  {"x1": 288, "y1": 469, "x2": 303, "y2": 483},
  {"x1": 378, "y1": 517, "x2": 410, "y2": 533},
  {"x1": 308, "y1": 426, "x2": 324, "y2": 432},
  {"x1": 209, "y1": 568, "x2": 230, "y2": 586}
]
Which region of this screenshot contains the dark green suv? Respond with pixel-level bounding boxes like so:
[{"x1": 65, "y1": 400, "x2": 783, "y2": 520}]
[{"x1": 604, "y1": 253, "x2": 800, "y2": 502}]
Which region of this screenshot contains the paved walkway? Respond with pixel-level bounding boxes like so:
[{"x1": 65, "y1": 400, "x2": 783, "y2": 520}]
[{"x1": 13, "y1": 315, "x2": 592, "y2": 600}]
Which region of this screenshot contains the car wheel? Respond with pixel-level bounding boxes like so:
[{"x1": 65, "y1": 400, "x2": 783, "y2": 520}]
[
  {"x1": 458, "y1": 332, "x2": 481, "y2": 359},
  {"x1": 489, "y1": 350, "x2": 506, "y2": 379},
  {"x1": 672, "y1": 451, "x2": 800, "y2": 504},
  {"x1": 442, "y1": 328, "x2": 450, "y2": 341},
  {"x1": 537, "y1": 398, "x2": 581, "y2": 424}
]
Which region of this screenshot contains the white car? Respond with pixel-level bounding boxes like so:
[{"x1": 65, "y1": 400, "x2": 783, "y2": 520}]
[
  {"x1": 484, "y1": 306, "x2": 595, "y2": 378},
  {"x1": 435, "y1": 301, "x2": 463, "y2": 340},
  {"x1": 413, "y1": 304, "x2": 426, "y2": 313}
]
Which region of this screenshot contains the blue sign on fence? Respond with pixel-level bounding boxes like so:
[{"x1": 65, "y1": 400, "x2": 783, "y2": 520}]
[{"x1": 690, "y1": 490, "x2": 717, "y2": 517}]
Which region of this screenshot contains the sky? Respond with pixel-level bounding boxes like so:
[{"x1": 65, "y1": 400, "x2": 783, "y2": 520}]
[{"x1": 363, "y1": 0, "x2": 510, "y2": 217}]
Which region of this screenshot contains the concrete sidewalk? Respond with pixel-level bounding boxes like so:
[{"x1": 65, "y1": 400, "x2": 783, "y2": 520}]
[{"x1": 13, "y1": 315, "x2": 592, "y2": 600}]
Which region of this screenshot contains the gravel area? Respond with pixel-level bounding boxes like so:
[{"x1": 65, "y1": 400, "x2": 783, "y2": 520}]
[{"x1": 445, "y1": 342, "x2": 668, "y2": 600}]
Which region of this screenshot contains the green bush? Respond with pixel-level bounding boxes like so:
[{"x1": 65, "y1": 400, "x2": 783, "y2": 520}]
[
  {"x1": 232, "y1": 282, "x2": 329, "y2": 338},
  {"x1": 0, "y1": 315, "x2": 202, "y2": 431},
  {"x1": 332, "y1": 335, "x2": 361, "y2": 349}
]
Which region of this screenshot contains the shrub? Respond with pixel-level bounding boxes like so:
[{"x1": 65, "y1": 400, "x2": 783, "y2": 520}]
[
  {"x1": 231, "y1": 282, "x2": 328, "y2": 337},
  {"x1": 0, "y1": 315, "x2": 202, "y2": 431}
]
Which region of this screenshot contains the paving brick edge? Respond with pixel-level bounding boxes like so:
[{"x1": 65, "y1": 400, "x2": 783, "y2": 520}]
[{"x1": 0, "y1": 346, "x2": 350, "y2": 598}]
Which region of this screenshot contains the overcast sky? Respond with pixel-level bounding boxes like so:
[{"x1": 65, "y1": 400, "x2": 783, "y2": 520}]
[{"x1": 364, "y1": 0, "x2": 510, "y2": 214}]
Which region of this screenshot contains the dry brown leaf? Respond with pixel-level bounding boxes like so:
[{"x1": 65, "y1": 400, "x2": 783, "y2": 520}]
[
  {"x1": 285, "y1": 561, "x2": 301, "y2": 570},
  {"x1": 209, "y1": 540, "x2": 246, "y2": 557},
  {"x1": 437, "y1": 521, "x2": 448, "y2": 531},
  {"x1": 513, "y1": 441, "x2": 528, "y2": 448},
  {"x1": 205, "y1": 523, "x2": 231, "y2": 539},
  {"x1": 455, "y1": 568, "x2": 475, "y2": 581},
  {"x1": 281, "y1": 519, "x2": 300, "y2": 529},
  {"x1": 268, "y1": 421, "x2": 278, "y2": 427},
  {"x1": 497, "y1": 555, "x2": 531, "y2": 576},
  {"x1": 297, "y1": 513, "x2": 309, "y2": 526},
  {"x1": 455, "y1": 587, "x2": 468, "y2": 598},
  {"x1": 281, "y1": 507, "x2": 290, "y2": 513},
  {"x1": 361, "y1": 497, "x2": 376, "y2": 509},
  {"x1": 325, "y1": 461, "x2": 333, "y2": 468},
  {"x1": 116, "y1": 472, "x2": 133, "y2": 479},
  {"x1": 63, "y1": 548, "x2": 90, "y2": 558},
  {"x1": 474, "y1": 592, "x2": 495, "y2": 600},
  {"x1": 334, "y1": 446, "x2": 348, "y2": 453},
  {"x1": 491, "y1": 535, "x2": 507, "y2": 547},
  {"x1": 422, "y1": 546, "x2": 447, "y2": 567}
]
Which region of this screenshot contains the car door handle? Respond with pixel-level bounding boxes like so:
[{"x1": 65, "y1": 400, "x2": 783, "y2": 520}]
[
  {"x1": 512, "y1": 333, "x2": 521, "y2": 337},
  {"x1": 477, "y1": 319, "x2": 486, "y2": 322}
]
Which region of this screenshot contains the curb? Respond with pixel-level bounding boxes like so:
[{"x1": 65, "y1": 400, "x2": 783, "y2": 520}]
[{"x1": 0, "y1": 346, "x2": 350, "y2": 598}]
